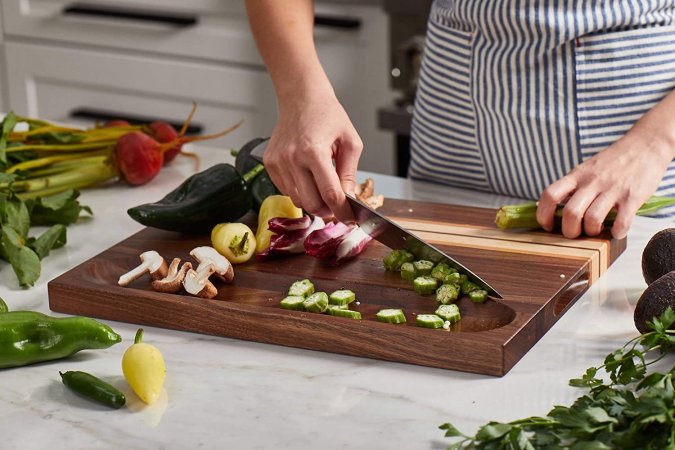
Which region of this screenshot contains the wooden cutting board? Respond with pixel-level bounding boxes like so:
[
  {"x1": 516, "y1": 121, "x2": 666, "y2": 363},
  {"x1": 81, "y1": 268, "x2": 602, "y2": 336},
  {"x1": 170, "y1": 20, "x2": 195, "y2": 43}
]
[{"x1": 48, "y1": 198, "x2": 625, "y2": 376}]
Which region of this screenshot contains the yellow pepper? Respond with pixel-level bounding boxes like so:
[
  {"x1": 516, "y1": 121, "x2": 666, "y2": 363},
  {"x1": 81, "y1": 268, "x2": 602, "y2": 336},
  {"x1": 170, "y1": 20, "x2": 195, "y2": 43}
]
[
  {"x1": 122, "y1": 329, "x2": 166, "y2": 405},
  {"x1": 256, "y1": 195, "x2": 303, "y2": 254},
  {"x1": 211, "y1": 222, "x2": 256, "y2": 264}
]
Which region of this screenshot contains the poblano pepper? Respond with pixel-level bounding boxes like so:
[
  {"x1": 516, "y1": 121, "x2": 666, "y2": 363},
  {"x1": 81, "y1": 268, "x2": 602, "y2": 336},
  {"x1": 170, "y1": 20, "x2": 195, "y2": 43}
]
[
  {"x1": 127, "y1": 163, "x2": 263, "y2": 233},
  {"x1": 0, "y1": 312, "x2": 121, "y2": 369}
]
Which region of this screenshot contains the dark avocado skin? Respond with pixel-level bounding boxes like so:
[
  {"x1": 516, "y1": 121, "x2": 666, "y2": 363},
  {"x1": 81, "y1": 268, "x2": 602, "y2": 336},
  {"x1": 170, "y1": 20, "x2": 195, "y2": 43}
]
[
  {"x1": 642, "y1": 228, "x2": 675, "y2": 285},
  {"x1": 634, "y1": 271, "x2": 675, "y2": 334}
]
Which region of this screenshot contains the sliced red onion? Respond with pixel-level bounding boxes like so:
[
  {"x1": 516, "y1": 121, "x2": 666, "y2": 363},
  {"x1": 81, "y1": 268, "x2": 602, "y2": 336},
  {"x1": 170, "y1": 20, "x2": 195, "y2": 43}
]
[
  {"x1": 304, "y1": 221, "x2": 354, "y2": 259},
  {"x1": 258, "y1": 216, "x2": 325, "y2": 260},
  {"x1": 268, "y1": 215, "x2": 312, "y2": 234},
  {"x1": 333, "y1": 226, "x2": 373, "y2": 264}
]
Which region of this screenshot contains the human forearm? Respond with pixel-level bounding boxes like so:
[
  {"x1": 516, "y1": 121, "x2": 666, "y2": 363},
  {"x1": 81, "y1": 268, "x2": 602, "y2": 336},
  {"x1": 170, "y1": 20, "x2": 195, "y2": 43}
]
[
  {"x1": 623, "y1": 89, "x2": 675, "y2": 163},
  {"x1": 244, "y1": 0, "x2": 333, "y2": 105}
]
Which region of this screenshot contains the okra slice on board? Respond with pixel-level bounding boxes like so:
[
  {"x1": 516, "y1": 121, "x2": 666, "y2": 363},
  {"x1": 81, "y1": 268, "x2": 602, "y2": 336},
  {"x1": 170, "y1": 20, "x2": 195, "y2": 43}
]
[
  {"x1": 280, "y1": 295, "x2": 305, "y2": 310},
  {"x1": 329, "y1": 290, "x2": 356, "y2": 306},
  {"x1": 376, "y1": 308, "x2": 407, "y2": 324},
  {"x1": 303, "y1": 292, "x2": 329, "y2": 313},
  {"x1": 327, "y1": 308, "x2": 362, "y2": 320},
  {"x1": 468, "y1": 290, "x2": 488, "y2": 303},
  {"x1": 435, "y1": 304, "x2": 461, "y2": 323},
  {"x1": 436, "y1": 284, "x2": 459, "y2": 305},
  {"x1": 288, "y1": 279, "x2": 315, "y2": 297},
  {"x1": 400, "y1": 262, "x2": 417, "y2": 281},
  {"x1": 413, "y1": 276, "x2": 438, "y2": 295},
  {"x1": 416, "y1": 314, "x2": 445, "y2": 329},
  {"x1": 413, "y1": 260, "x2": 434, "y2": 277}
]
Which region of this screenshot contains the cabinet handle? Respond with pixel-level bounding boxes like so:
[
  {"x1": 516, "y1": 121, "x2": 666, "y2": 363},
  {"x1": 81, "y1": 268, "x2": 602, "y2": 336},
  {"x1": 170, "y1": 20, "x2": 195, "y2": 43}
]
[
  {"x1": 63, "y1": 3, "x2": 198, "y2": 27},
  {"x1": 314, "y1": 15, "x2": 361, "y2": 30},
  {"x1": 69, "y1": 108, "x2": 204, "y2": 134}
]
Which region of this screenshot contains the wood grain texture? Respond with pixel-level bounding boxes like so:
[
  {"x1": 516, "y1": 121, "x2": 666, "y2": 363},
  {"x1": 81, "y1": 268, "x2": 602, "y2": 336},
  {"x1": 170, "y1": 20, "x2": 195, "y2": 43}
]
[{"x1": 48, "y1": 199, "x2": 625, "y2": 376}]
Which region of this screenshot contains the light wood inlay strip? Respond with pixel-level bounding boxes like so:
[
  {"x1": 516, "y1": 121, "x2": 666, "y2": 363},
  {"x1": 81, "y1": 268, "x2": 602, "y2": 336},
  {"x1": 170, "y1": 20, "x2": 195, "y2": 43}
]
[
  {"x1": 390, "y1": 217, "x2": 609, "y2": 275},
  {"x1": 410, "y1": 230, "x2": 601, "y2": 284}
]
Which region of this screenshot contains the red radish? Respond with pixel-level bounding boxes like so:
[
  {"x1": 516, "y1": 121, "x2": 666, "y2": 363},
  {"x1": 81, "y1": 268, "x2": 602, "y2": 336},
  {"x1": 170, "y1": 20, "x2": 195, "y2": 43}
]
[
  {"x1": 115, "y1": 104, "x2": 242, "y2": 186},
  {"x1": 115, "y1": 132, "x2": 164, "y2": 186},
  {"x1": 148, "y1": 121, "x2": 180, "y2": 164},
  {"x1": 104, "y1": 120, "x2": 131, "y2": 128}
]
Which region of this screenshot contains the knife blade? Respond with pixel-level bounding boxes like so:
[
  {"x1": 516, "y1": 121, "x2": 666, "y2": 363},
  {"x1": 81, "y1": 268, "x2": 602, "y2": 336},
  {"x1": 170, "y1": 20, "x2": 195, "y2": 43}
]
[{"x1": 248, "y1": 140, "x2": 502, "y2": 298}]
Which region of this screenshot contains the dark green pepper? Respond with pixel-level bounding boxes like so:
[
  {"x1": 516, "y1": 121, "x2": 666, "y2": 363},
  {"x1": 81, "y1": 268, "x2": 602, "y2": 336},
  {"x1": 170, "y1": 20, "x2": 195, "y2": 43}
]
[
  {"x1": 0, "y1": 312, "x2": 121, "y2": 369},
  {"x1": 60, "y1": 370, "x2": 126, "y2": 409},
  {"x1": 232, "y1": 137, "x2": 280, "y2": 211},
  {"x1": 127, "y1": 163, "x2": 263, "y2": 233},
  {"x1": 251, "y1": 170, "x2": 280, "y2": 212},
  {"x1": 0, "y1": 297, "x2": 7, "y2": 313}
]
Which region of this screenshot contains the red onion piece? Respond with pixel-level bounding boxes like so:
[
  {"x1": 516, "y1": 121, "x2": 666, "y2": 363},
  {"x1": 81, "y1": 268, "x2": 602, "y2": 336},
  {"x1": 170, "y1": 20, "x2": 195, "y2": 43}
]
[
  {"x1": 333, "y1": 226, "x2": 373, "y2": 264},
  {"x1": 304, "y1": 221, "x2": 354, "y2": 259},
  {"x1": 268, "y1": 216, "x2": 312, "y2": 234},
  {"x1": 258, "y1": 216, "x2": 325, "y2": 260}
]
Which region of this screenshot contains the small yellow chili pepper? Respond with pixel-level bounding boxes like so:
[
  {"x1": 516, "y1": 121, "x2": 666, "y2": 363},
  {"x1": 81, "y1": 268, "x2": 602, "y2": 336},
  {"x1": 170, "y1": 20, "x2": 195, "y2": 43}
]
[
  {"x1": 122, "y1": 329, "x2": 166, "y2": 405},
  {"x1": 211, "y1": 222, "x2": 256, "y2": 264},
  {"x1": 255, "y1": 195, "x2": 302, "y2": 254}
]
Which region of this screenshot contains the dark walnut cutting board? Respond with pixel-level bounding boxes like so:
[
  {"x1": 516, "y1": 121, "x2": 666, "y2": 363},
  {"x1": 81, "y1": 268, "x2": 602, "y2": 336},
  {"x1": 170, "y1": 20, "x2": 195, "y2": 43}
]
[{"x1": 48, "y1": 198, "x2": 625, "y2": 376}]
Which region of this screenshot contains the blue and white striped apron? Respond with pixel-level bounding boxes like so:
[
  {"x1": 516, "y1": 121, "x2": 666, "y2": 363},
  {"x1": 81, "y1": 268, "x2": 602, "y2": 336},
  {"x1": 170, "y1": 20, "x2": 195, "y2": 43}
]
[{"x1": 409, "y1": 0, "x2": 675, "y2": 217}]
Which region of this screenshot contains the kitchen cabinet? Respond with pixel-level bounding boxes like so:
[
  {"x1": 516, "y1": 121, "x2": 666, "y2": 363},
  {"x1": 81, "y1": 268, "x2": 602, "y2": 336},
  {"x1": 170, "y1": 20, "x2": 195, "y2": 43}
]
[{"x1": 0, "y1": 0, "x2": 396, "y2": 174}]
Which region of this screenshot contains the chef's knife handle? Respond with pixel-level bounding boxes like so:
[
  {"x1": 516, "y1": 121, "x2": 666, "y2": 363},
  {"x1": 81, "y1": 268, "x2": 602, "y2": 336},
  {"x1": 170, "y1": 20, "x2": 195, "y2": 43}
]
[
  {"x1": 69, "y1": 108, "x2": 203, "y2": 134},
  {"x1": 63, "y1": 3, "x2": 198, "y2": 27},
  {"x1": 314, "y1": 15, "x2": 361, "y2": 30}
]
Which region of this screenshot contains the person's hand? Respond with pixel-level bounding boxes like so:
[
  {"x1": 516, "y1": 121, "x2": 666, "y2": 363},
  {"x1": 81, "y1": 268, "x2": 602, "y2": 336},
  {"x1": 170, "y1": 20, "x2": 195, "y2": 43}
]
[
  {"x1": 263, "y1": 87, "x2": 362, "y2": 222},
  {"x1": 536, "y1": 132, "x2": 673, "y2": 239}
]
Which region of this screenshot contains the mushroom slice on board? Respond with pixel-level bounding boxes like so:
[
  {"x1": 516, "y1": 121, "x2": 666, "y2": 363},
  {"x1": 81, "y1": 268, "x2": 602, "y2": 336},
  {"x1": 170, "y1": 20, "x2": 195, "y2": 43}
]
[
  {"x1": 118, "y1": 251, "x2": 168, "y2": 286},
  {"x1": 152, "y1": 259, "x2": 192, "y2": 293},
  {"x1": 183, "y1": 263, "x2": 218, "y2": 299},
  {"x1": 189, "y1": 246, "x2": 234, "y2": 283}
]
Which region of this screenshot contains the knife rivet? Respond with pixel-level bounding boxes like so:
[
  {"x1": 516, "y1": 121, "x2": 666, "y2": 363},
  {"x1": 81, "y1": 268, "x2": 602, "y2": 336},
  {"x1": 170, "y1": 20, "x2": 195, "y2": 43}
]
[
  {"x1": 408, "y1": 208, "x2": 414, "y2": 213},
  {"x1": 559, "y1": 274, "x2": 566, "y2": 279}
]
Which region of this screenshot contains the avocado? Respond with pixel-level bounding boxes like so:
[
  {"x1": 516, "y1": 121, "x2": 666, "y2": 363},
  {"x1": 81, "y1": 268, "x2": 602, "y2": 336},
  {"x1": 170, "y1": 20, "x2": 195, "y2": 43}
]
[
  {"x1": 642, "y1": 228, "x2": 675, "y2": 285},
  {"x1": 634, "y1": 271, "x2": 675, "y2": 334}
]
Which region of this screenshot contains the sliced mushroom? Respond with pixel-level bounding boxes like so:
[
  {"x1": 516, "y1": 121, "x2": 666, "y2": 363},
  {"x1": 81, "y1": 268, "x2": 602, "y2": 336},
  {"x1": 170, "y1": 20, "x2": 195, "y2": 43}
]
[
  {"x1": 365, "y1": 194, "x2": 384, "y2": 210},
  {"x1": 152, "y1": 258, "x2": 192, "y2": 293},
  {"x1": 183, "y1": 263, "x2": 218, "y2": 299},
  {"x1": 189, "y1": 246, "x2": 234, "y2": 283},
  {"x1": 356, "y1": 178, "x2": 374, "y2": 202},
  {"x1": 118, "y1": 251, "x2": 168, "y2": 286}
]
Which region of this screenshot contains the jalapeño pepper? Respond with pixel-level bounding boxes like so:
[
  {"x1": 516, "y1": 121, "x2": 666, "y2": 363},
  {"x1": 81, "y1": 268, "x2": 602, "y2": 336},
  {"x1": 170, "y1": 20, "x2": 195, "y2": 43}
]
[
  {"x1": 0, "y1": 312, "x2": 121, "y2": 369},
  {"x1": 127, "y1": 163, "x2": 263, "y2": 233},
  {"x1": 0, "y1": 297, "x2": 8, "y2": 313}
]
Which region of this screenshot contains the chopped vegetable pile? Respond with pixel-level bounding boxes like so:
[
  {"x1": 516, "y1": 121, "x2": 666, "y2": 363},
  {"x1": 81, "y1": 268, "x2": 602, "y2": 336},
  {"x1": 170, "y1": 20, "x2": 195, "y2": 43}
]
[{"x1": 280, "y1": 279, "x2": 362, "y2": 320}]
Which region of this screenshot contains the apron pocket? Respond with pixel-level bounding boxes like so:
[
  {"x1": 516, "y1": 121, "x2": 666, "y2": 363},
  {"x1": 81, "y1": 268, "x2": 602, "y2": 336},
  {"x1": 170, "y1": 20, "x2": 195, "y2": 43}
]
[{"x1": 575, "y1": 25, "x2": 675, "y2": 161}]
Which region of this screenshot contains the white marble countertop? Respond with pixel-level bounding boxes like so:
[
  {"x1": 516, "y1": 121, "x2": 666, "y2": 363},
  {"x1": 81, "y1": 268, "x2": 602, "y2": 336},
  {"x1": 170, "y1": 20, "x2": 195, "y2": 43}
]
[{"x1": 0, "y1": 147, "x2": 672, "y2": 450}]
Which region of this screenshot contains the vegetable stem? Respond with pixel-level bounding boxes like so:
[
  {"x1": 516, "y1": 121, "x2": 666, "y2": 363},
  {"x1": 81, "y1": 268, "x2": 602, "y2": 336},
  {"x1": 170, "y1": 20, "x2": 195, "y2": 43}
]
[{"x1": 243, "y1": 164, "x2": 264, "y2": 183}]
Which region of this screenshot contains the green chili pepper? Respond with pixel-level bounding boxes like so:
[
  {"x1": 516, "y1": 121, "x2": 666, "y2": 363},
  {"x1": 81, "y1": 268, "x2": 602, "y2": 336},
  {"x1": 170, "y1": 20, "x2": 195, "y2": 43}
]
[
  {"x1": 127, "y1": 163, "x2": 263, "y2": 233},
  {"x1": 60, "y1": 370, "x2": 126, "y2": 409},
  {"x1": 0, "y1": 297, "x2": 7, "y2": 313},
  {"x1": 0, "y1": 312, "x2": 121, "y2": 369}
]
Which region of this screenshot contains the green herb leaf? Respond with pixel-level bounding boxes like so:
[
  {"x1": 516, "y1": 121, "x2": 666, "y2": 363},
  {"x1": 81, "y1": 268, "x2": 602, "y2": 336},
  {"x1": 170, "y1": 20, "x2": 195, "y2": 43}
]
[
  {"x1": 439, "y1": 422, "x2": 466, "y2": 438},
  {"x1": 0, "y1": 227, "x2": 41, "y2": 287},
  {"x1": 26, "y1": 132, "x2": 85, "y2": 145},
  {"x1": 0, "y1": 193, "x2": 31, "y2": 238},
  {"x1": 475, "y1": 422, "x2": 512, "y2": 441},
  {"x1": 27, "y1": 189, "x2": 92, "y2": 226},
  {"x1": 27, "y1": 224, "x2": 67, "y2": 259}
]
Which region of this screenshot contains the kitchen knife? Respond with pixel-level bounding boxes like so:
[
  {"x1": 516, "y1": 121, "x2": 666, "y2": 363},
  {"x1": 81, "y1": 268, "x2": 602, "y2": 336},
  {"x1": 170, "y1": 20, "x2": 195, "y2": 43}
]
[{"x1": 248, "y1": 140, "x2": 502, "y2": 298}]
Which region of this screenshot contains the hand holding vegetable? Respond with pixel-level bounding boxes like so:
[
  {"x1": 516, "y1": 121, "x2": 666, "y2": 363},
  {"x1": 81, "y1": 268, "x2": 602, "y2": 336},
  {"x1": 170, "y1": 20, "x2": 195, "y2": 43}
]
[
  {"x1": 536, "y1": 102, "x2": 675, "y2": 239},
  {"x1": 122, "y1": 329, "x2": 166, "y2": 405}
]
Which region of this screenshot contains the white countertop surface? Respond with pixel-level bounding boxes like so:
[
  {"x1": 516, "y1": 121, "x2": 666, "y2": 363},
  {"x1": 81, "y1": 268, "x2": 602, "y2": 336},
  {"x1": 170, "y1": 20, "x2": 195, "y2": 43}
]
[{"x1": 0, "y1": 147, "x2": 672, "y2": 450}]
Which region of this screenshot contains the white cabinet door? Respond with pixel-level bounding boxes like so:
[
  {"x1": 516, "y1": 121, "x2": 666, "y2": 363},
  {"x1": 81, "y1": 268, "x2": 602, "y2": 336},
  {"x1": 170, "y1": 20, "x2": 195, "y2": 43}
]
[
  {"x1": 1, "y1": 0, "x2": 264, "y2": 66},
  {"x1": 4, "y1": 42, "x2": 277, "y2": 150}
]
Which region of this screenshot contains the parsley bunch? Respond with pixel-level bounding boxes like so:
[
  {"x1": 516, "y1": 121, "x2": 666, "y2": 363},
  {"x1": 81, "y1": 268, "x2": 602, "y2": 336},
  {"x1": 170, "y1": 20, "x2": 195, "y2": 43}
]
[{"x1": 440, "y1": 308, "x2": 675, "y2": 449}]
